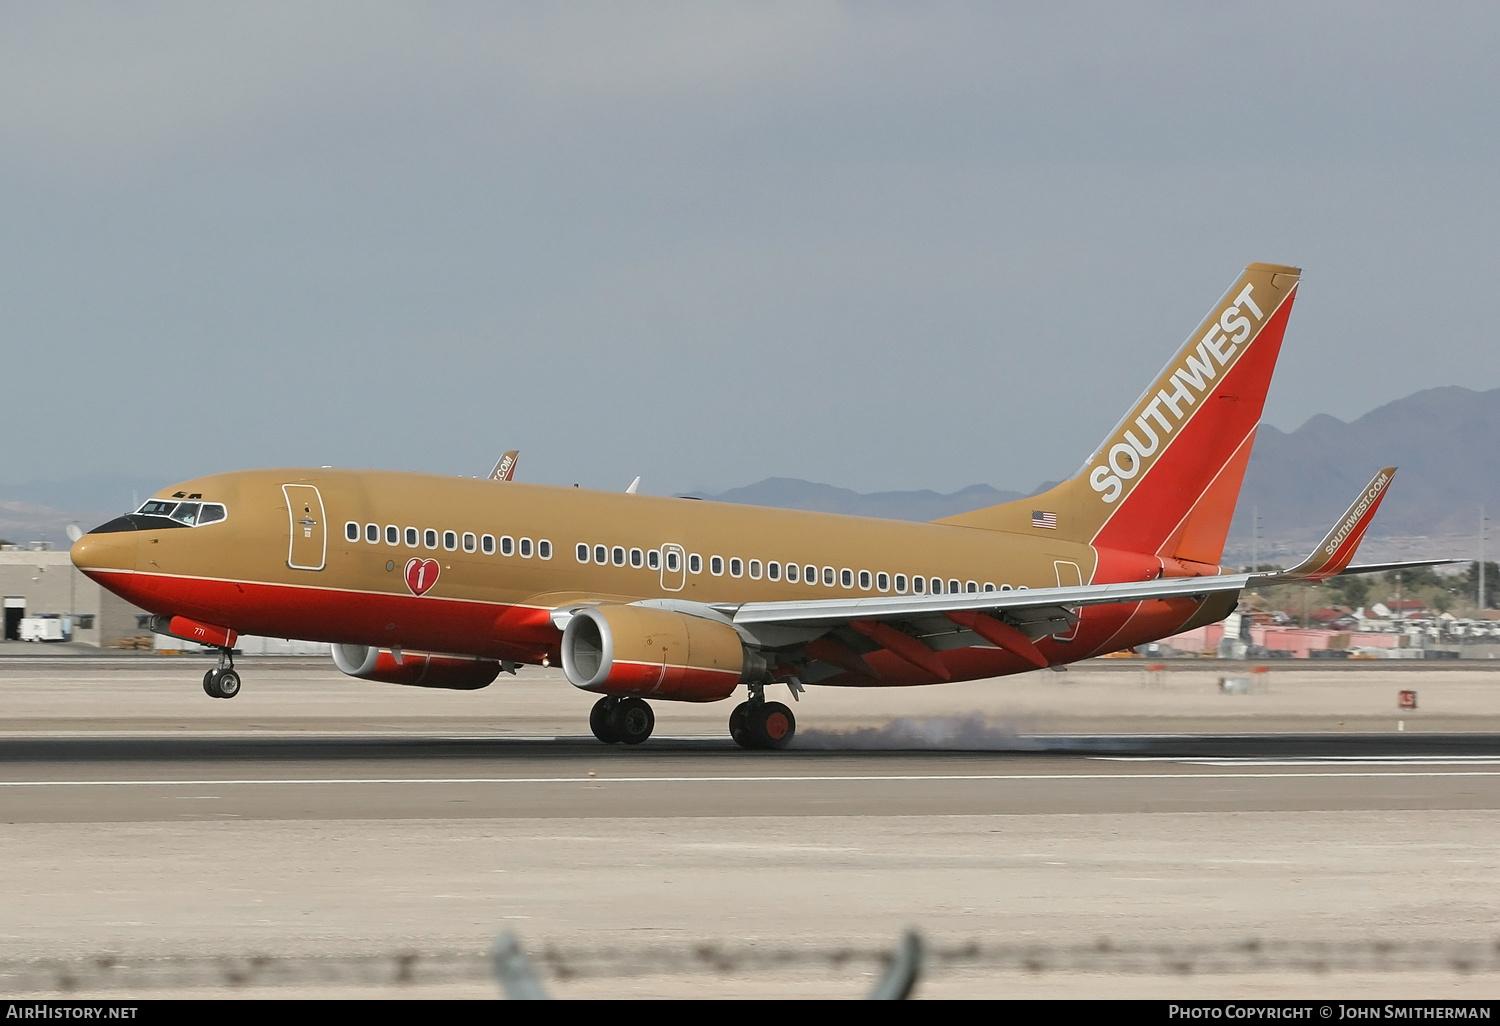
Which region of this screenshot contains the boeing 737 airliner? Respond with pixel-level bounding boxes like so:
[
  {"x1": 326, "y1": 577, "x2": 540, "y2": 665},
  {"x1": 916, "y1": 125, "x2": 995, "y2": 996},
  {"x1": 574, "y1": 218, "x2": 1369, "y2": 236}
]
[{"x1": 69, "y1": 263, "x2": 1443, "y2": 748}]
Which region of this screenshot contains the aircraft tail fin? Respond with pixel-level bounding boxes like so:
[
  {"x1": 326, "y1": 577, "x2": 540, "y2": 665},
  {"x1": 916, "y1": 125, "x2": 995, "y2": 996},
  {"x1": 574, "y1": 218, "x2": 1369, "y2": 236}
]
[{"x1": 936, "y1": 262, "x2": 1301, "y2": 567}]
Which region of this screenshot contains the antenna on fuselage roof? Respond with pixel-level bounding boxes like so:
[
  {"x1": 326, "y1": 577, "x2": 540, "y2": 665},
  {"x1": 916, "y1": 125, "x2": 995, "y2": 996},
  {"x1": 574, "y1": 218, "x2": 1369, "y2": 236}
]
[
  {"x1": 489, "y1": 450, "x2": 519, "y2": 482},
  {"x1": 625, "y1": 476, "x2": 641, "y2": 494}
]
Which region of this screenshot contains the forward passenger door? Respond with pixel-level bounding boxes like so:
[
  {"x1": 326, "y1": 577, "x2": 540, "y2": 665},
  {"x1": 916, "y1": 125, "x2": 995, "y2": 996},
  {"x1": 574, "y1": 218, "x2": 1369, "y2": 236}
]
[{"x1": 283, "y1": 484, "x2": 326, "y2": 571}]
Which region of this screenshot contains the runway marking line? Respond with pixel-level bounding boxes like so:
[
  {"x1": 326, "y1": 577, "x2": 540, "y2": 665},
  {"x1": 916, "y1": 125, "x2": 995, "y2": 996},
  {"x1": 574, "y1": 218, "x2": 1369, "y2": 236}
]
[
  {"x1": 1099, "y1": 756, "x2": 1500, "y2": 767},
  {"x1": 4, "y1": 770, "x2": 1500, "y2": 787}
]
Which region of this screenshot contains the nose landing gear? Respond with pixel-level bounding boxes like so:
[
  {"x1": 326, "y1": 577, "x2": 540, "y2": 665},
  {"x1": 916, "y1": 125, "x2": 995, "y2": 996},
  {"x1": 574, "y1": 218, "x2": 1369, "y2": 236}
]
[
  {"x1": 588, "y1": 696, "x2": 655, "y2": 745},
  {"x1": 730, "y1": 687, "x2": 796, "y2": 750},
  {"x1": 202, "y1": 647, "x2": 241, "y2": 699}
]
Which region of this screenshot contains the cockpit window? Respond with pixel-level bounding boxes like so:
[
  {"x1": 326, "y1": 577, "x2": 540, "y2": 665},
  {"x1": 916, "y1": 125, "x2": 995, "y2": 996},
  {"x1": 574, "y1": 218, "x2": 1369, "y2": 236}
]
[
  {"x1": 133, "y1": 499, "x2": 226, "y2": 526},
  {"x1": 168, "y1": 502, "x2": 201, "y2": 526}
]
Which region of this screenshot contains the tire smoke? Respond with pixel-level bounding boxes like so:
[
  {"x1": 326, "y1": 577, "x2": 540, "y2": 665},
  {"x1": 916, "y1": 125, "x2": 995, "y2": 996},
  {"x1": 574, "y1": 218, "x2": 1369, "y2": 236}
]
[{"x1": 791, "y1": 714, "x2": 1041, "y2": 751}]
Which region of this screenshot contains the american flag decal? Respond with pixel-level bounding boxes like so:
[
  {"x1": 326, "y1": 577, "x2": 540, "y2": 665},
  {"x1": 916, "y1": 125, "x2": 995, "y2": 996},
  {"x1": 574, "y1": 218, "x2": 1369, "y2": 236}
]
[{"x1": 1032, "y1": 510, "x2": 1058, "y2": 530}]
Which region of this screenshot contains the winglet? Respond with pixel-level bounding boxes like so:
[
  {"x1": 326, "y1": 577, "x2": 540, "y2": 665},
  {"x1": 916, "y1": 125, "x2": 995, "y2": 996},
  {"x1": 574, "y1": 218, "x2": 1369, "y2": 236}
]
[
  {"x1": 490, "y1": 450, "x2": 520, "y2": 482},
  {"x1": 1259, "y1": 467, "x2": 1396, "y2": 583}
]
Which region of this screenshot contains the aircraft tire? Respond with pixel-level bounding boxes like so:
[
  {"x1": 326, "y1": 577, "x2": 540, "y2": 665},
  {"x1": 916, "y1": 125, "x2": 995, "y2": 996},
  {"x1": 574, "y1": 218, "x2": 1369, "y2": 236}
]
[
  {"x1": 729, "y1": 702, "x2": 754, "y2": 749},
  {"x1": 589, "y1": 697, "x2": 620, "y2": 744},
  {"x1": 203, "y1": 670, "x2": 219, "y2": 698},
  {"x1": 609, "y1": 697, "x2": 655, "y2": 745},
  {"x1": 751, "y1": 701, "x2": 795, "y2": 750},
  {"x1": 215, "y1": 669, "x2": 241, "y2": 699}
]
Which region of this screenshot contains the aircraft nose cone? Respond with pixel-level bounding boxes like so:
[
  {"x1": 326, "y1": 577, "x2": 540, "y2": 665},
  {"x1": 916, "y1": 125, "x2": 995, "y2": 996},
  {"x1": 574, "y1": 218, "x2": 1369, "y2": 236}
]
[{"x1": 70, "y1": 529, "x2": 137, "y2": 578}]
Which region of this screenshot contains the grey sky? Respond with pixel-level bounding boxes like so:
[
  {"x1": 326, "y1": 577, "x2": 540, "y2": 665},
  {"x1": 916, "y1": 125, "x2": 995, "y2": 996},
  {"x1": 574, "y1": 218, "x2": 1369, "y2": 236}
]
[{"x1": 2, "y1": 2, "x2": 1496, "y2": 499}]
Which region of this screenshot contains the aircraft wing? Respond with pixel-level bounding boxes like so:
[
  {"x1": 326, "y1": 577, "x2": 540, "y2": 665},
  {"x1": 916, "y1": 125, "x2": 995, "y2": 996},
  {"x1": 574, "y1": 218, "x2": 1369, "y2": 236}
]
[
  {"x1": 550, "y1": 467, "x2": 1445, "y2": 677},
  {"x1": 691, "y1": 467, "x2": 1432, "y2": 671}
]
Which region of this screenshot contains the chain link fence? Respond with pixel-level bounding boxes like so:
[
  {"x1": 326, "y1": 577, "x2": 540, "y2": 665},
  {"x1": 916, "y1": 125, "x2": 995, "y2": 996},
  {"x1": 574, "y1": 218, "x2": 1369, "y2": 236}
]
[{"x1": 3, "y1": 935, "x2": 1500, "y2": 996}]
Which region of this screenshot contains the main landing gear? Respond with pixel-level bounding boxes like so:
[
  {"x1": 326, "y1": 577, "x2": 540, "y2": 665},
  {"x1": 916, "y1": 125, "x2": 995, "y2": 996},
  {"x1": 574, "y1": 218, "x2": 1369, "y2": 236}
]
[
  {"x1": 730, "y1": 687, "x2": 796, "y2": 750},
  {"x1": 202, "y1": 647, "x2": 241, "y2": 700},
  {"x1": 589, "y1": 696, "x2": 655, "y2": 745}
]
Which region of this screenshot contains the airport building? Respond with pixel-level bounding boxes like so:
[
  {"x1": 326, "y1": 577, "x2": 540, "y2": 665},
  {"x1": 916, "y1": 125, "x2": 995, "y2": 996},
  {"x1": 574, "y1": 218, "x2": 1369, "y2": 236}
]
[{"x1": 0, "y1": 546, "x2": 147, "y2": 647}]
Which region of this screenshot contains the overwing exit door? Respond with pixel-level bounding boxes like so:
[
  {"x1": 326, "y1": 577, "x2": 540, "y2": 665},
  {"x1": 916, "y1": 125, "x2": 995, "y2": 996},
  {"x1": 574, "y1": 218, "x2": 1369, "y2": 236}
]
[
  {"x1": 283, "y1": 484, "x2": 326, "y2": 571},
  {"x1": 660, "y1": 544, "x2": 686, "y2": 592}
]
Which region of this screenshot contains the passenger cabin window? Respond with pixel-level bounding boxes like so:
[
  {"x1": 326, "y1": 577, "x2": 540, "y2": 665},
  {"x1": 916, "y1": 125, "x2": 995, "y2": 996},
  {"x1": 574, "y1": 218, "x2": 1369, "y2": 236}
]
[
  {"x1": 387, "y1": 526, "x2": 399, "y2": 545},
  {"x1": 876, "y1": 572, "x2": 888, "y2": 591},
  {"x1": 768, "y1": 561, "x2": 780, "y2": 581},
  {"x1": 406, "y1": 528, "x2": 419, "y2": 547},
  {"x1": 366, "y1": 524, "x2": 379, "y2": 543},
  {"x1": 729, "y1": 558, "x2": 742, "y2": 578},
  {"x1": 967, "y1": 581, "x2": 978, "y2": 593},
  {"x1": 689, "y1": 554, "x2": 701, "y2": 573},
  {"x1": 806, "y1": 565, "x2": 817, "y2": 585},
  {"x1": 501, "y1": 536, "x2": 515, "y2": 556},
  {"x1": 443, "y1": 530, "x2": 458, "y2": 551},
  {"x1": 895, "y1": 573, "x2": 907, "y2": 593},
  {"x1": 520, "y1": 538, "x2": 533, "y2": 558},
  {"x1": 749, "y1": 559, "x2": 761, "y2": 580},
  {"x1": 840, "y1": 568, "x2": 853, "y2": 588},
  {"x1": 950, "y1": 580, "x2": 961, "y2": 595},
  {"x1": 648, "y1": 550, "x2": 660, "y2": 570},
  {"x1": 823, "y1": 567, "x2": 835, "y2": 586},
  {"x1": 538, "y1": 540, "x2": 551, "y2": 559},
  {"x1": 462, "y1": 532, "x2": 476, "y2": 553},
  {"x1": 858, "y1": 570, "x2": 871, "y2": 590},
  {"x1": 424, "y1": 529, "x2": 438, "y2": 549},
  {"x1": 594, "y1": 545, "x2": 607, "y2": 564},
  {"x1": 577, "y1": 542, "x2": 590, "y2": 562},
  {"x1": 482, "y1": 534, "x2": 495, "y2": 555},
  {"x1": 611, "y1": 546, "x2": 624, "y2": 566},
  {"x1": 345, "y1": 522, "x2": 360, "y2": 542},
  {"x1": 913, "y1": 576, "x2": 925, "y2": 594},
  {"x1": 710, "y1": 556, "x2": 724, "y2": 576},
  {"x1": 785, "y1": 563, "x2": 798, "y2": 583},
  {"x1": 630, "y1": 548, "x2": 643, "y2": 568},
  {"x1": 931, "y1": 578, "x2": 943, "y2": 594},
  {"x1": 983, "y1": 582, "x2": 995, "y2": 592}
]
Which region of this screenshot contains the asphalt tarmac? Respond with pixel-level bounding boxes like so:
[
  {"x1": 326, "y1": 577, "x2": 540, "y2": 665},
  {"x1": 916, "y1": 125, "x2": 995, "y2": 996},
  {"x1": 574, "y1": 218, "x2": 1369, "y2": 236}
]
[{"x1": 3, "y1": 656, "x2": 1500, "y2": 998}]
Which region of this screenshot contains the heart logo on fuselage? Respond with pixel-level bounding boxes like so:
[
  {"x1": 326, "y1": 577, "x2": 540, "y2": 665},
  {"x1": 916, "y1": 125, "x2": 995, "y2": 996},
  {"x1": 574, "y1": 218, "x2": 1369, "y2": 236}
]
[{"x1": 404, "y1": 558, "x2": 441, "y2": 596}]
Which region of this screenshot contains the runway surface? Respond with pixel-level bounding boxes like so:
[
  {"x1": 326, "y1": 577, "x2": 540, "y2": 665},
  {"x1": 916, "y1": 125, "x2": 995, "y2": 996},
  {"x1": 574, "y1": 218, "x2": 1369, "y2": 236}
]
[
  {"x1": 5, "y1": 737, "x2": 1500, "y2": 823},
  {"x1": 4, "y1": 657, "x2": 1500, "y2": 997}
]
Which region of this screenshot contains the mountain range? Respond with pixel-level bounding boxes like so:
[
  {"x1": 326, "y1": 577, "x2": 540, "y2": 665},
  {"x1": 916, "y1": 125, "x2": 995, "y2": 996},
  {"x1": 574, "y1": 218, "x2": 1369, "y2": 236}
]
[
  {"x1": 3, "y1": 386, "x2": 1495, "y2": 562},
  {"x1": 698, "y1": 386, "x2": 1499, "y2": 564}
]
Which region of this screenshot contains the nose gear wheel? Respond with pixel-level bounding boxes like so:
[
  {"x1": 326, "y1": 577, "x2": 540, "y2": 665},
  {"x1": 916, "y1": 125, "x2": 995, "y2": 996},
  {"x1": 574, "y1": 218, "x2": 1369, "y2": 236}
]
[{"x1": 202, "y1": 647, "x2": 241, "y2": 699}]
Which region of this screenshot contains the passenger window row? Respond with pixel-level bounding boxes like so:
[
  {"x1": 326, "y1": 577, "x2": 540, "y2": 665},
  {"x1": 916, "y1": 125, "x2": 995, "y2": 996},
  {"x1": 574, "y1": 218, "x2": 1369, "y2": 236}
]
[
  {"x1": 344, "y1": 521, "x2": 552, "y2": 560},
  {"x1": 573, "y1": 540, "x2": 1014, "y2": 595}
]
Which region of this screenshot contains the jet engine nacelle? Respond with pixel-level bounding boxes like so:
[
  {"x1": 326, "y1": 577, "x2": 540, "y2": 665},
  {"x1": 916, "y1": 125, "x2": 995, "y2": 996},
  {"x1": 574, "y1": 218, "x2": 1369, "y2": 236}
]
[
  {"x1": 560, "y1": 604, "x2": 767, "y2": 702},
  {"x1": 331, "y1": 644, "x2": 501, "y2": 690}
]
